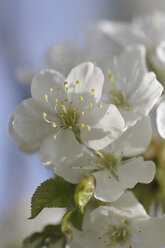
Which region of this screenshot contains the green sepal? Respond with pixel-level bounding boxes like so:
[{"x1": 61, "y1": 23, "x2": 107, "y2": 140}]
[
  {"x1": 70, "y1": 208, "x2": 84, "y2": 231},
  {"x1": 29, "y1": 176, "x2": 75, "y2": 219},
  {"x1": 61, "y1": 209, "x2": 74, "y2": 240},
  {"x1": 74, "y1": 174, "x2": 95, "y2": 214},
  {"x1": 22, "y1": 224, "x2": 66, "y2": 248}
]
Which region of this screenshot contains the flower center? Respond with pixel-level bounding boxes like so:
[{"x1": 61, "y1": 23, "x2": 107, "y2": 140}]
[
  {"x1": 99, "y1": 220, "x2": 131, "y2": 248},
  {"x1": 109, "y1": 74, "x2": 131, "y2": 110},
  {"x1": 109, "y1": 223, "x2": 130, "y2": 247},
  {"x1": 95, "y1": 151, "x2": 119, "y2": 180}
]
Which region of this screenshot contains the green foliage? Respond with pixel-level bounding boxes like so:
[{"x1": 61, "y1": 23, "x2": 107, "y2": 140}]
[
  {"x1": 29, "y1": 176, "x2": 75, "y2": 219},
  {"x1": 23, "y1": 224, "x2": 66, "y2": 248}
]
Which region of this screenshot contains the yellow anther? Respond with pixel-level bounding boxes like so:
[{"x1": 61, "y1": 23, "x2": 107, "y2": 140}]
[
  {"x1": 128, "y1": 106, "x2": 131, "y2": 110},
  {"x1": 52, "y1": 122, "x2": 56, "y2": 128},
  {"x1": 80, "y1": 165, "x2": 83, "y2": 168},
  {"x1": 108, "y1": 176, "x2": 111, "y2": 179},
  {"x1": 98, "y1": 104, "x2": 103, "y2": 108},
  {"x1": 126, "y1": 144, "x2": 129, "y2": 147},
  {"x1": 87, "y1": 126, "x2": 91, "y2": 131},
  {"x1": 95, "y1": 150, "x2": 104, "y2": 159},
  {"x1": 79, "y1": 96, "x2": 83, "y2": 101},
  {"x1": 81, "y1": 111, "x2": 84, "y2": 116},
  {"x1": 69, "y1": 125, "x2": 72, "y2": 129},
  {"x1": 91, "y1": 88, "x2": 95, "y2": 93},
  {"x1": 61, "y1": 105, "x2": 67, "y2": 114},
  {"x1": 104, "y1": 225, "x2": 107, "y2": 229},
  {"x1": 60, "y1": 114, "x2": 64, "y2": 118},
  {"x1": 61, "y1": 101, "x2": 64, "y2": 105},
  {"x1": 49, "y1": 88, "x2": 53, "y2": 93},
  {"x1": 57, "y1": 87, "x2": 62, "y2": 91},
  {"x1": 138, "y1": 229, "x2": 142, "y2": 233},
  {"x1": 76, "y1": 80, "x2": 80, "y2": 84},
  {"x1": 136, "y1": 87, "x2": 139, "y2": 90},
  {"x1": 70, "y1": 101, "x2": 73, "y2": 104},
  {"x1": 64, "y1": 81, "x2": 68, "y2": 85},
  {"x1": 109, "y1": 74, "x2": 114, "y2": 81},
  {"x1": 42, "y1": 112, "x2": 47, "y2": 117},
  {"x1": 65, "y1": 87, "x2": 70, "y2": 90},
  {"x1": 65, "y1": 98, "x2": 68, "y2": 102},
  {"x1": 44, "y1": 94, "x2": 48, "y2": 100},
  {"x1": 89, "y1": 103, "x2": 92, "y2": 108},
  {"x1": 131, "y1": 130, "x2": 135, "y2": 135},
  {"x1": 54, "y1": 98, "x2": 58, "y2": 103},
  {"x1": 55, "y1": 103, "x2": 58, "y2": 107},
  {"x1": 72, "y1": 108, "x2": 76, "y2": 112},
  {"x1": 81, "y1": 123, "x2": 85, "y2": 128},
  {"x1": 122, "y1": 220, "x2": 126, "y2": 224},
  {"x1": 52, "y1": 135, "x2": 56, "y2": 140}
]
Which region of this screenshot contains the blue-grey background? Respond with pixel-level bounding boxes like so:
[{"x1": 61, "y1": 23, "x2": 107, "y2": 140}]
[{"x1": 1, "y1": 0, "x2": 165, "y2": 245}]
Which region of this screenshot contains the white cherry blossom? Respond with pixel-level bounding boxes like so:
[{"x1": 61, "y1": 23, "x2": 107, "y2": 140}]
[
  {"x1": 12, "y1": 62, "x2": 125, "y2": 168},
  {"x1": 98, "y1": 11, "x2": 165, "y2": 84},
  {"x1": 102, "y1": 45, "x2": 163, "y2": 128},
  {"x1": 70, "y1": 191, "x2": 165, "y2": 248},
  {"x1": 56, "y1": 117, "x2": 155, "y2": 202}
]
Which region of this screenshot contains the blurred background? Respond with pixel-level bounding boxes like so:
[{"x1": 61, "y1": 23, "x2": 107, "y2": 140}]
[{"x1": 1, "y1": 0, "x2": 165, "y2": 247}]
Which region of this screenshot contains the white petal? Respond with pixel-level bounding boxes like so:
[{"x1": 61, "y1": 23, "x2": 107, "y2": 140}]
[
  {"x1": 119, "y1": 108, "x2": 141, "y2": 128},
  {"x1": 40, "y1": 129, "x2": 83, "y2": 168},
  {"x1": 113, "y1": 116, "x2": 152, "y2": 157},
  {"x1": 117, "y1": 46, "x2": 147, "y2": 92},
  {"x1": 31, "y1": 69, "x2": 65, "y2": 105},
  {"x1": 13, "y1": 98, "x2": 53, "y2": 144},
  {"x1": 66, "y1": 62, "x2": 104, "y2": 101},
  {"x1": 46, "y1": 43, "x2": 79, "y2": 76},
  {"x1": 80, "y1": 104, "x2": 125, "y2": 150},
  {"x1": 111, "y1": 191, "x2": 148, "y2": 218},
  {"x1": 156, "y1": 101, "x2": 165, "y2": 139},
  {"x1": 130, "y1": 72, "x2": 163, "y2": 116},
  {"x1": 9, "y1": 116, "x2": 39, "y2": 154},
  {"x1": 55, "y1": 155, "x2": 94, "y2": 184},
  {"x1": 93, "y1": 157, "x2": 155, "y2": 202},
  {"x1": 133, "y1": 216, "x2": 165, "y2": 248},
  {"x1": 98, "y1": 20, "x2": 146, "y2": 47}
]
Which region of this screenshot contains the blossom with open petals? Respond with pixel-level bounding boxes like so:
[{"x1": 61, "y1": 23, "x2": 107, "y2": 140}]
[
  {"x1": 12, "y1": 62, "x2": 125, "y2": 168},
  {"x1": 56, "y1": 117, "x2": 155, "y2": 202},
  {"x1": 70, "y1": 191, "x2": 165, "y2": 248},
  {"x1": 102, "y1": 46, "x2": 163, "y2": 127}
]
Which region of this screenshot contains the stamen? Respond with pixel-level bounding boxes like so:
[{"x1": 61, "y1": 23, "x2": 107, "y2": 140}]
[
  {"x1": 79, "y1": 96, "x2": 83, "y2": 101},
  {"x1": 81, "y1": 111, "x2": 84, "y2": 116},
  {"x1": 57, "y1": 87, "x2": 62, "y2": 91},
  {"x1": 52, "y1": 122, "x2": 56, "y2": 128},
  {"x1": 65, "y1": 87, "x2": 70, "y2": 90},
  {"x1": 61, "y1": 105, "x2": 67, "y2": 114},
  {"x1": 42, "y1": 112, "x2": 47, "y2": 117},
  {"x1": 49, "y1": 88, "x2": 53, "y2": 93},
  {"x1": 87, "y1": 126, "x2": 91, "y2": 131},
  {"x1": 81, "y1": 123, "x2": 85, "y2": 128},
  {"x1": 76, "y1": 80, "x2": 80, "y2": 84},
  {"x1": 44, "y1": 94, "x2": 48, "y2": 101},
  {"x1": 98, "y1": 104, "x2": 103, "y2": 108},
  {"x1": 64, "y1": 81, "x2": 68, "y2": 85},
  {"x1": 89, "y1": 103, "x2": 92, "y2": 108},
  {"x1": 128, "y1": 106, "x2": 131, "y2": 111},
  {"x1": 54, "y1": 98, "x2": 58, "y2": 103},
  {"x1": 69, "y1": 125, "x2": 72, "y2": 129},
  {"x1": 72, "y1": 108, "x2": 76, "y2": 112},
  {"x1": 91, "y1": 88, "x2": 95, "y2": 93},
  {"x1": 95, "y1": 150, "x2": 104, "y2": 159},
  {"x1": 52, "y1": 135, "x2": 56, "y2": 140},
  {"x1": 65, "y1": 99, "x2": 68, "y2": 102}
]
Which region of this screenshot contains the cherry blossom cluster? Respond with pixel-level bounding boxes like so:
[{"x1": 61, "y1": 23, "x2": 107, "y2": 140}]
[{"x1": 10, "y1": 11, "x2": 165, "y2": 248}]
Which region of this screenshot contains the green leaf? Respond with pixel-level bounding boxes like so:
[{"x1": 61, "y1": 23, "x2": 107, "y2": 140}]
[
  {"x1": 23, "y1": 224, "x2": 66, "y2": 248},
  {"x1": 70, "y1": 209, "x2": 84, "y2": 231},
  {"x1": 74, "y1": 174, "x2": 95, "y2": 214},
  {"x1": 29, "y1": 176, "x2": 75, "y2": 219}
]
